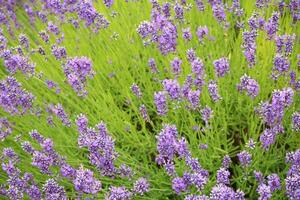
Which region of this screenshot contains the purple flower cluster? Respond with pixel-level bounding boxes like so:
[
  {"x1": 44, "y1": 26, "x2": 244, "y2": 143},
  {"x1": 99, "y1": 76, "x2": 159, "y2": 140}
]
[
  {"x1": 137, "y1": 2, "x2": 178, "y2": 55},
  {"x1": 272, "y1": 54, "x2": 290, "y2": 78},
  {"x1": 171, "y1": 57, "x2": 182, "y2": 75},
  {"x1": 285, "y1": 149, "x2": 300, "y2": 199},
  {"x1": 43, "y1": 179, "x2": 67, "y2": 200},
  {"x1": 148, "y1": 58, "x2": 158, "y2": 73},
  {"x1": 73, "y1": 165, "x2": 102, "y2": 194},
  {"x1": 51, "y1": 45, "x2": 67, "y2": 60},
  {"x1": 265, "y1": 12, "x2": 279, "y2": 39},
  {"x1": 196, "y1": 26, "x2": 208, "y2": 43},
  {"x1": 242, "y1": 30, "x2": 257, "y2": 67},
  {"x1": 237, "y1": 150, "x2": 252, "y2": 168},
  {"x1": 156, "y1": 124, "x2": 209, "y2": 194},
  {"x1": 3, "y1": 54, "x2": 35, "y2": 76},
  {"x1": 0, "y1": 76, "x2": 35, "y2": 115},
  {"x1": 131, "y1": 83, "x2": 142, "y2": 99},
  {"x1": 237, "y1": 74, "x2": 260, "y2": 98},
  {"x1": 0, "y1": 118, "x2": 12, "y2": 141},
  {"x1": 208, "y1": 80, "x2": 222, "y2": 102},
  {"x1": 162, "y1": 79, "x2": 181, "y2": 100},
  {"x1": 275, "y1": 34, "x2": 296, "y2": 56},
  {"x1": 154, "y1": 91, "x2": 168, "y2": 116},
  {"x1": 47, "y1": 104, "x2": 71, "y2": 127},
  {"x1": 76, "y1": 114, "x2": 119, "y2": 176},
  {"x1": 292, "y1": 112, "x2": 300, "y2": 131},
  {"x1": 63, "y1": 56, "x2": 94, "y2": 96},
  {"x1": 213, "y1": 57, "x2": 230, "y2": 77},
  {"x1": 1, "y1": 148, "x2": 43, "y2": 200}
]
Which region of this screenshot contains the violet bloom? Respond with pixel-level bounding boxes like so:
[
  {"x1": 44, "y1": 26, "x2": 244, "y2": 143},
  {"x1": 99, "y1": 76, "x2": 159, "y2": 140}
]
[
  {"x1": 73, "y1": 165, "x2": 102, "y2": 194},
  {"x1": 237, "y1": 150, "x2": 252, "y2": 168},
  {"x1": 292, "y1": 112, "x2": 300, "y2": 131},
  {"x1": 195, "y1": 0, "x2": 205, "y2": 11},
  {"x1": 103, "y1": 0, "x2": 114, "y2": 8},
  {"x1": 47, "y1": 21, "x2": 60, "y2": 35},
  {"x1": 4, "y1": 54, "x2": 35, "y2": 75},
  {"x1": 162, "y1": 79, "x2": 181, "y2": 100},
  {"x1": 267, "y1": 174, "x2": 281, "y2": 192},
  {"x1": 187, "y1": 48, "x2": 196, "y2": 63},
  {"x1": 51, "y1": 45, "x2": 67, "y2": 60},
  {"x1": 260, "y1": 125, "x2": 284, "y2": 150},
  {"x1": 0, "y1": 76, "x2": 35, "y2": 115},
  {"x1": 0, "y1": 118, "x2": 12, "y2": 141},
  {"x1": 63, "y1": 56, "x2": 94, "y2": 96},
  {"x1": 201, "y1": 106, "x2": 213, "y2": 126},
  {"x1": 48, "y1": 104, "x2": 71, "y2": 127},
  {"x1": 76, "y1": 115, "x2": 119, "y2": 176},
  {"x1": 212, "y1": 3, "x2": 226, "y2": 24},
  {"x1": 237, "y1": 74, "x2": 259, "y2": 98},
  {"x1": 171, "y1": 57, "x2": 182, "y2": 75},
  {"x1": 196, "y1": 26, "x2": 208, "y2": 42},
  {"x1": 105, "y1": 186, "x2": 132, "y2": 200},
  {"x1": 43, "y1": 179, "x2": 67, "y2": 200},
  {"x1": 182, "y1": 27, "x2": 192, "y2": 42},
  {"x1": 139, "y1": 104, "x2": 150, "y2": 122},
  {"x1": 18, "y1": 34, "x2": 29, "y2": 49},
  {"x1": 208, "y1": 80, "x2": 222, "y2": 102},
  {"x1": 174, "y1": 3, "x2": 184, "y2": 19},
  {"x1": 242, "y1": 30, "x2": 257, "y2": 67},
  {"x1": 188, "y1": 90, "x2": 201, "y2": 109},
  {"x1": 133, "y1": 177, "x2": 150, "y2": 195},
  {"x1": 257, "y1": 183, "x2": 272, "y2": 200},
  {"x1": 154, "y1": 91, "x2": 168, "y2": 116},
  {"x1": 191, "y1": 58, "x2": 205, "y2": 76},
  {"x1": 210, "y1": 184, "x2": 245, "y2": 200},
  {"x1": 285, "y1": 149, "x2": 300, "y2": 199},
  {"x1": 265, "y1": 12, "x2": 279, "y2": 39},
  {"x1": 131, "y1": 83, "x2": 142, "y2": 99},
  {"x1": 216, "y1": 168, "x2": 230, "y2": 185},
  {"x1": 222, "y1": 155, "x2": 232, "y2": 169},
  {"x1": 275, "y1": 34, "x2": 296, "y2": 56},
  {"x1": 148, "y1": 58, "x2": 158, "y2": 73},
  {"x1": 272, "y1": 54, "x2": 290, "y2": 76},
  {"x1": 172, "y1": 177, "x2": 187, "y2": 194},
  {"x1": 213, "y1": 57, "x2": 230, "y2": 77}
]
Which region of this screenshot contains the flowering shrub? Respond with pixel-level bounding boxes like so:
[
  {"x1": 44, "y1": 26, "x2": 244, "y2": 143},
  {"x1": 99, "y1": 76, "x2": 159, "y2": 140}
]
[{"x1": 0, "y1": 0, "x2": 299, "y2": 199}]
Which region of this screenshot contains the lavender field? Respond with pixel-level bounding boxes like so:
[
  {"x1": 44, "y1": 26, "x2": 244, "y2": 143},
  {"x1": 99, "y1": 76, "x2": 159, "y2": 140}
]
[{"x1": 0, "y1": 0, "x2": 300, "y2": 199}]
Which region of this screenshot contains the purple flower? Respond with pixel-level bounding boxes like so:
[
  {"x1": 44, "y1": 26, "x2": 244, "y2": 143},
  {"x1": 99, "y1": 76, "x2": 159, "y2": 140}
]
[
  {"x1": 48, "y1": 104, "x2": 71, "y2": 127},
  {"x1": 216, "y1": 168, "x2": 230, "y2": 185},
  {"x1": 51, "y1": 45, "x2": 67, "y2": 60},
  {"x1": 237, "y1": 74, "x2": 259, "y2": 98},
  {"x1": 139, "y1": 104, "x2": 150, "y2": 122},
  {"x1": 188, "y1": 90, "x2": 201, "y2": 109},
  {"x1": 237, "y1": 150, "x2": 251, "y2": 168},
  {"x1": 191, "y1": 58, "x2": 205, "y2": 76},
  {"x1": 292, "y1": 112, "x2": 300, "y2": 131},
  {"x1": 182, "y1": 27, "x2": 192, "y2": 41},
  {"x1": 272, "y1": 54, "x2": 290, "y2": 77},
  {"x1": 148, "y1": 58, "x2": 158, "y2": 73},
  {"x1": 267, "y1": 174, "x2": 281, "y2": 192},
  {"x1": 154, "y1": 91, "x2": 168, "y2": 116},
  {"x1": 43, "y1": 179, "x2": 67, "y2": 200},
  {"x1": 275, "y1": 34, "x2": 296, "y2": 56},
  {"x1": 187, "y1": 48, "x2": 196, "y2": 63},
  {"x1": 222, "y1": 155, "x2": 232, "y2": 169},
  {"x1": 257, "y1": 183, "x2": 272, "y2": 200},
  {"x1": 201, "y1": 106, "x2": 213, "y2": 126},
  {"x1": 133, "y1": 177, "x2": 150, "y2": 195},
  {"x1": 0, "y1": 76, "x2": 35, "y2": 115},
  {"x1": 210, "y1": 184, "x2": 244, "y2": 200},
  {"x1": 73, "y1": 165, "x2": 102, "y2": 194},
  {"x1": 18, "y1": 34, "x2": 29, "y2": 49},
  {"x1": 265, "y1": 12, "x2": 279, "y2": 39},
  {"x1": 103, "y1": 0, "x2": 114, "y2": 8},
  {"x1": 213, "y1": 57, "x2": 230, "y2": 77},
  {"x1": 212, "y1": 3, "x2": 226, "y2": 24},
  {"x1": 63, "y1": 56, "x2": 94, "y2": 96},
  {"x1": 0, "y1": 118, "x2": 12, "y2": 141},
  {"x1": 105, "y1": 186, "x2": 132, "y2": 200},
  {"x1": 172, "y1": 177, "x2": 187, "y2": 194},
  {"x1": 174, "y1": 3, "x2": 184, "y2": 19},
  {"x1": 196, "y1": 26, "x2": 208, "y2": 42},
  {"x1": 208, "y1": 80, "x2": 222, "y2": 102},
  {"x1": 242, "y1": 30, "x2": 257, "y2": 67},
  {"x1": 47, "y1": 21, "x2": 60, "y2": 35},
  {"x1": 254, "y1": 171, "x2": 264, "y2": 183},
  {"x1": 171, "y1": 57, "x2": 182, "y2": 75},
  {"x1": 195, "y1": 0, "x2": 205, "y2": 11},
  {"x1": 4, "y1": 54, "x2": 35, "y2": 75},
  {"x1": 131, "y1": 83, "x2": 142, "y2": 99}
]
